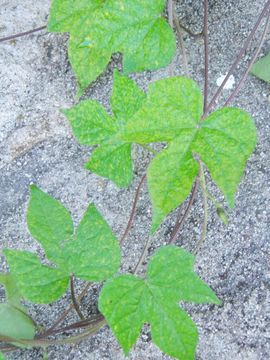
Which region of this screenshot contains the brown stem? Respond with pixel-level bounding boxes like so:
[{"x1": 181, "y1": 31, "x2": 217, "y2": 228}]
[
  {"x1": 40, "y1": 282, "x2": 92, "y2": 338},
  {"x1": 204, "y1": 0, "x2": 270, "y2": 117},
  {"x1": 175, "y1": 20, "x2": 203, "y2": 38},
  {"x1": 133, "y1": 236, "x2": 153, "y2": 274},
  {"x1": 70, "y1": 275, "x2": 85, "y2": 320},
  {"x1": 224, "y1": 9, "x2": 270, "y2": 106},
  {"x1": 120, "y1": 174, "x2": 146, "y2": 245},
  {"x1": 169, "y1": 178, "x2": 199, "y2": 244},
  {"x1": 0, "y1": 25, "x2": 47, "y2": 43},
  {"x1": 1, "y1": 319, "x2": 106, "y2": 350},
  {"x1": 38, "y1": 314, "x2": 104, "y2": 338},
  {"x1": 173, "y1": 7, "x2": 189, "y2": 76}
]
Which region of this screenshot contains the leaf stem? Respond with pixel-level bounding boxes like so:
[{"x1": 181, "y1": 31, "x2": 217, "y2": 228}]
[
  {"x1": 39, "y1": 282, "x2": 92, "y2": 337},
  {"x1": 173, "y1": 6, "x2": 189, "y2": 76},
  {"x1": 70, "y1": 275, "x2": 85, "y2": 320},
  {"x1": 169, "y1": 178, "x2": 199, "y2": 244},
  {"x1": 1, "y1": 319, "x2": 106, "y2": 350},
  {"x1": 133, "y1": 236, "x2": 153, "y2": 274},
  {"x1": 120, "y1": 174, "x2": 146, "y2": 245},
  {"x1": 194, "y1": 162, "x2": 208, "y2": 255},
  {"x1": 0, "y1": 26, "x2": 47, "y2": 43}
]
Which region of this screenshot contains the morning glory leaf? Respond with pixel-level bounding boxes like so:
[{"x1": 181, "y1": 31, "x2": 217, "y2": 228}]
[
  {"x1": 121, "y1": 76, "x2": 256, "y2": 231},
  {"x1": 64, "y1": 70, "x2": 146, "y2": 187},
  {"x1": 48, "y1": 0, "x2": 176, "y2": 95},
  {"x1": 4, "y1": 187, "x2": 121, "y2": 303},
  {"x1": 3, "y1": 251, "x2": 69, "y2": 304},
  {"x1": 27, "y1": 185, "x2": 74, "y2": 265},
  {"x1": 99, "y1": 245, "x2": 220, "y2": 360},
  {"x1": 251, "y1": 52, "x2": 270, "y2": 83}
]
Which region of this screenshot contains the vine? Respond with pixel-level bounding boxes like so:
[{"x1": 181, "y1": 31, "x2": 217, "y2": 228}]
[{"x1": 0, "y1": 1, "x2": 269, "y2": 359}]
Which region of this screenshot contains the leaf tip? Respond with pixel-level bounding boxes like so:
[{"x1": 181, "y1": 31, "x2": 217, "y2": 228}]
[{"x1": 29, "y1": 184, "x2": 42, "y2": 199}]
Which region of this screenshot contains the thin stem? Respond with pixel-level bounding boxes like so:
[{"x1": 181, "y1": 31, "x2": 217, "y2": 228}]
[
  {"x1": 70, "y1": 275, "x2": 85, "y2": 320},
  {"x1": 174, "y1": 19, "x2": 203, "y2": 38},
  {"x1": 40, "y1": 282, "x2": 92, "y2": 337},
  {"x1": 38, "y1": 315, "x2": 104, "y2": 338},
  {"x1": 1, "y1": 319, "x2": 106, "y2": 349},
  {"x1": 204, "y1": 0, "x2": 270, "y2": 117},
  {"x1": 203, "y1": 0, "x2": 209, "y2": 112},
  {"x1": 120, "y1": 174, "x2": 146, "y2": 245},
  {"x1": 224, "y1": 9, "x2": 270, "y2": 106},
  {"x1": 0, "y1": 25, "x2": 47, "y2": 43},
  {"x1": 173, "y1": 7, "x2": 189, "y2": 76},
  {"x1": 194, "y1": 162, "x2": 208, "y2": 255},
  {"x1": 168, "y1": 0, "x2": 173, "y2": 28},
  {"x1": 133, "y1": 236, "x2": 153, "y2": 274},
  {"x1": 169, "y1": 178, "x2": 199, "y2": 244}
]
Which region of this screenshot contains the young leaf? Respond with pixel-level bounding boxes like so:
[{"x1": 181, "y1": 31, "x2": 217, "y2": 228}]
[
  {"x1": 0, "y1": 303, "x2": 35, "y2": 341},
  {"x1": 63, "y1": 70, "x2": 146, "y2": 187},
  {"x1": 0, "y1": 352, "x2": 6, "y2": 360},
  {"x1": 250, "y1": 52, "x2": 270, "y2": 83},
  {"x1": 48, "y1": 0, "x2": 176, "y2": 95},
  {"x1": 4, "y1": 187, "x2": 121, "y2": 303},
  {"x1": 121, "y1": 76, "x2": 257, "y2": 231},
  {"x1": 99, "y1": 245, "x2": 220, "y2": 360}
]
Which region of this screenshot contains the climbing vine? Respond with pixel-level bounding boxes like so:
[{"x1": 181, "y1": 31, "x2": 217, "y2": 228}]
[{"x1": 0, "y1": 0, "x2": 269, "y2": 359}]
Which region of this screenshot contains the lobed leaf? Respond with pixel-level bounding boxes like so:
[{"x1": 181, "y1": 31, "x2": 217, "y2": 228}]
[
  {"x1": 122, "y1": 76, "x2": 256, "y2": 231},
  {"x1": 48, "y1": 0, "x2": 176, "y2": 95},
  {"x1": 64, "y1": 70, "x2": 145, "y2": 187},
  {"x1": 99, "y1": 245, "x2": 220, "y2": 359},
  {"x1": 5, "y1": 187, "x2": 121, "y2": 303}
]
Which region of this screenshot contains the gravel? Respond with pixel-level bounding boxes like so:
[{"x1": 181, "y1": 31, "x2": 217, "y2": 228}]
[{"x1": 0, "y1": 0, "x2": 270, "y2": 359}]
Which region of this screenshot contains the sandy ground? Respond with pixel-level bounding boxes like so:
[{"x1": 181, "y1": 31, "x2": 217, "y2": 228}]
[{"x1": 0, "y1": 0, "x2": 270, "y2": 359}]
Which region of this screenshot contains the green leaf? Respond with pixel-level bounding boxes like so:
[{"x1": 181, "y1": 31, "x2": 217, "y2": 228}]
[
  {"x1": 0, "y1": 303, "x2": 35, "y2": 340},
  {"x1": 64, "y1": 70, "x2": 146, "y2": 187},
  {"x1": 0, "y1": 352, "x2": 6, "y2": 360},
  {"x1": 251, "y1": 52, "x2": 270, "y2": 83},
  {"x1": 3, "y1": 251, "x2": 69, "y2": 304},
  {"x1": 27, "y1": 185, "x2": 74, "y2": 264},
  {"x1": 5, "y1": 187, "x2": 121, "y2": 303},
  {"x1": 99, "y1": 245, "x2": 220, "y2": 359},
  {"x1": 62, "y1": 204, "x2": 121, "y2": 281},
  {"x1": 48, "y1": 0, "x2": 176, "y2": 94},
  {"x1": 121, "y1": 76, "x2": 256, "y2": 231}
]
